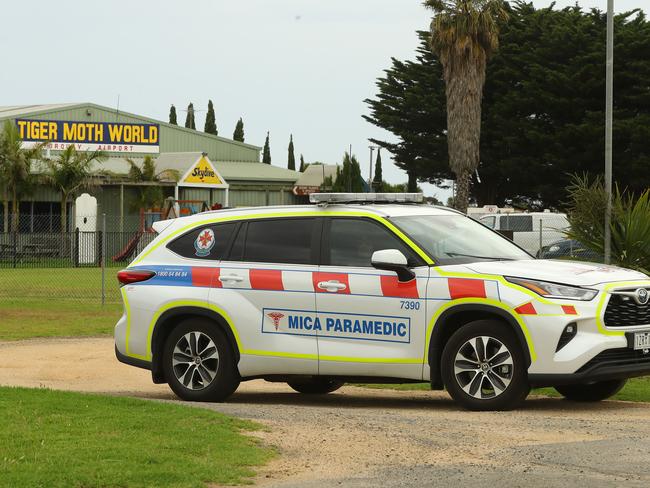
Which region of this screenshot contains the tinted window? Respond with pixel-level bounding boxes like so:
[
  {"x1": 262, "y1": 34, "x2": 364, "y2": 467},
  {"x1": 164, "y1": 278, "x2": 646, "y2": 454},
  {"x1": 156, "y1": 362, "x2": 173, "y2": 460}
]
[
  {"x1": 167, "y1": 223, "x2": 237, "y2": 260},
  {"x1": 243, "y1": 218, "x2": 315, "y2": 264},
  {"x1": 499, "y1": 215, "x2": 533, "y2": 232},
  {"x1": 328, "y1": 218, "x2": 417, "y2": 267}
]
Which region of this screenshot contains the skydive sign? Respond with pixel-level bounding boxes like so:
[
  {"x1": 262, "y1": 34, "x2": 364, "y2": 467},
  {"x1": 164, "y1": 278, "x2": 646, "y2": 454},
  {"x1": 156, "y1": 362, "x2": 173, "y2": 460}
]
[{"x1": 16, "y1": 119, "x2": 160, "y2": 154}]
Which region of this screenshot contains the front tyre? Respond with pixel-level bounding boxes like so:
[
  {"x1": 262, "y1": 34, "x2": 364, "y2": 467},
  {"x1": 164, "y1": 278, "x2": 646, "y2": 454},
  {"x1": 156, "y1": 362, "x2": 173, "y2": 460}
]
[
  {"x1": 555, "y1": 379, "x2": 626, "y2": 402},
  {"x1": 287, "y1": 377, "x2": 344, "y2": 394},
  {"x1": 441, "y1": 320, "x2": 530, "y2": 411},
  {"x1": 163, "y1": 318, "x2": 240, "y2": 402}
]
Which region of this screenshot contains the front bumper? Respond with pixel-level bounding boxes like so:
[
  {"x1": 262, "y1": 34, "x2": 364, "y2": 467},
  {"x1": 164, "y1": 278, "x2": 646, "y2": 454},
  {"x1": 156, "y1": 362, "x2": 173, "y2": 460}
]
[{"x1": 529, "y1": 347, "x2": 650, "y2": 386}]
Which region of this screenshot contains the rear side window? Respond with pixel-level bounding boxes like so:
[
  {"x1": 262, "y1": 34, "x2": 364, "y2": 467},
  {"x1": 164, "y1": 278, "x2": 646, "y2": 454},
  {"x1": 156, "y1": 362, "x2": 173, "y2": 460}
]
[
  {"x1": 167, "y1": 223, "x2": 237, "y2": 260},
  {"x1": 499, "y1": 215, "x2": 533, "y2": 232},
  {"x1": 243, "y1": 218, "x2": 316, "y2": 265}
]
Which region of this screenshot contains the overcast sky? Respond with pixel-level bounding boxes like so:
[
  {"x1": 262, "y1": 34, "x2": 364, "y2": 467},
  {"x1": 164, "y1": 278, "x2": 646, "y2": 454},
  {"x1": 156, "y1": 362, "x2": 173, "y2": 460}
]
[{"x1": 1, "y1": 1, "x2": 643, "y2": 202}]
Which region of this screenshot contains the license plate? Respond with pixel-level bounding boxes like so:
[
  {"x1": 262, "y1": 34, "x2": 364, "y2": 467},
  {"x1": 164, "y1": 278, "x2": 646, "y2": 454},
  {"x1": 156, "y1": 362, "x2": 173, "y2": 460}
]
[{"x1": 634, "y1": 332, "x2": 650, "y2": 350}]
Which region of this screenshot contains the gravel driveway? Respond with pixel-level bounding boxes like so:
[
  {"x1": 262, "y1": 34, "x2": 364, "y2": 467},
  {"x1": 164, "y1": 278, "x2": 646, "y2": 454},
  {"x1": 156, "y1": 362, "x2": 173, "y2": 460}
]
[{"x1": 2, "y1": 337, "x2": 650, "y2": 487}]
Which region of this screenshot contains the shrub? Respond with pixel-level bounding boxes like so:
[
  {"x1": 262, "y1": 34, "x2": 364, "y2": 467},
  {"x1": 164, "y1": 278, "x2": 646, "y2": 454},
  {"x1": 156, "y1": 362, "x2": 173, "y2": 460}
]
[{"x1": 566, "y1": 175, "x2": 650, "y2": 273}]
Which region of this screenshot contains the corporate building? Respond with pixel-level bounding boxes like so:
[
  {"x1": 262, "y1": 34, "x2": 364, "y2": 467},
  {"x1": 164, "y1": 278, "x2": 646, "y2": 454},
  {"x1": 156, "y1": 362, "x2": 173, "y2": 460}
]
[{"x1": 0, "y1": 103, "x2": 301, "y2": 233}]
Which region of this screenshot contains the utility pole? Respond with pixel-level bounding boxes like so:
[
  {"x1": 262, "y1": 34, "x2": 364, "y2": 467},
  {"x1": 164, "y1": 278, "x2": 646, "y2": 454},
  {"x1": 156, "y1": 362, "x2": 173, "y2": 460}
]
[{"x1": 604, "y1": 0, "x2": 614, "y2": 264}]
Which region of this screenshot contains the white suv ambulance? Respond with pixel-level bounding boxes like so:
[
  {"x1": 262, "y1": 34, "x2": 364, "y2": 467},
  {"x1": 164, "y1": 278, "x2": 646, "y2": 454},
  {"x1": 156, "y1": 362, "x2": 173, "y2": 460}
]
[{"x1": 114, "y1": 194, "x2": 650, "y2": 410}]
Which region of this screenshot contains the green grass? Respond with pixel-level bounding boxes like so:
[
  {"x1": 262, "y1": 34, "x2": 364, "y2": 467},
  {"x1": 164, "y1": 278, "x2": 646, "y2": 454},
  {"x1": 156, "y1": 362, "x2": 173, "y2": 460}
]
[
  {"x1": 0, "y1": 387, "x2": 274, "y2": 488},
  {"x1": 0, "y1": 267, "x2": 122, "y2": 301},
  {"x1": 0, "y1": 298, "x2": 121, "y2": 341},
  {"x1": 361, "y1": 377, "x2": 650, "y2": 402}
]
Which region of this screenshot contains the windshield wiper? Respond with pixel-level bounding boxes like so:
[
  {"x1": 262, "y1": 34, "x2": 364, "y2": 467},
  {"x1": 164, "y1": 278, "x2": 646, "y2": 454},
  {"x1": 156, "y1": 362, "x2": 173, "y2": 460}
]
[{"x1": 445, "y1": 252, "x2": 515, "y2": 261}]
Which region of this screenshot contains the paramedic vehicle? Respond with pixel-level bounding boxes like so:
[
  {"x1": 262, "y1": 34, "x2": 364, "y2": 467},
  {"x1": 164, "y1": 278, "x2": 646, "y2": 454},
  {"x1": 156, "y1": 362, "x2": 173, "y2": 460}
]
[{"x1": 115, "y1": 193, "x2": 650, "y2": 410}]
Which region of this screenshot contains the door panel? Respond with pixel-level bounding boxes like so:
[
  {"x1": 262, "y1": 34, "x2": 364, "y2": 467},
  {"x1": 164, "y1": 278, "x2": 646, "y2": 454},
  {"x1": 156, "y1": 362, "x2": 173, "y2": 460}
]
[{"x1": 315, "y1": 266, "x2": 429, "y2": 379}]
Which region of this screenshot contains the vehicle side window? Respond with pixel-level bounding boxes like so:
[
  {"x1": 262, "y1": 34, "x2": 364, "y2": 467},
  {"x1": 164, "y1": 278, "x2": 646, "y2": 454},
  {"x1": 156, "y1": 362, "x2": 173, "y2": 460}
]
[
  {"x1": 499, "y1": 215, "x2": 533, "y2": 232},
  {"x1": 167, "y1": 223, "x2": 237, "y2": 260},
  {"x1": 481, "y1": 216, "x2": 496, "y2": 229},
  {"x1": 243, "y1": 218, "x2": 315, "y2": 265},
  {"x1": 327, "y1": 218, "x2": 419, "y2": 267}
]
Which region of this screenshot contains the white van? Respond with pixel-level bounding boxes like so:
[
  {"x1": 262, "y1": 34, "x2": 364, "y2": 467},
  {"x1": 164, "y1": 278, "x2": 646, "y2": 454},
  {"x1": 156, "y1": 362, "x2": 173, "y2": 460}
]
[{"x1": 479, "y1": 212, "x2": 569, "y2": 255}]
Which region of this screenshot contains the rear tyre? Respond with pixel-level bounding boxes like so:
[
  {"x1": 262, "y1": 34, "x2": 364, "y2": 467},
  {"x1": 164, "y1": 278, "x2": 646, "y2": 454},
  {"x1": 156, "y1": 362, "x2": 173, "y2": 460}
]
[
  {"x1": 554, "y1": 379, "x2": 626, "y2": 402},
  {"x1": 287, "y1": 377, "x2": 344, "y2": 394},
  {"x1": 441, "y1": 320, "x2": 530, "y2": 411},
  {"x1": 163, "y1": 318, "x2": 240, "y2": 402}
]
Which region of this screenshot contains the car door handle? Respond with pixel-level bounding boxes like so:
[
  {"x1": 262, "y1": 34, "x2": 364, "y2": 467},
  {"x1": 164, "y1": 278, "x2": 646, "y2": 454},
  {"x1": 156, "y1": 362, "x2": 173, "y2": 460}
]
[
  {"x1": 318, "y1": 280, "x2": 347, "y2": 292},
  {"x1": 219, "y1": 274, "x2": 244, "y2": 283}
]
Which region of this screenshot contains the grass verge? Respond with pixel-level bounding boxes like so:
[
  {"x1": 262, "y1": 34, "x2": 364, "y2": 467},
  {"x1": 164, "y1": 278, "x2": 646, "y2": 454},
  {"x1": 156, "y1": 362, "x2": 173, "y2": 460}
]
[
  {"x1": 0, "y1": 387, "x2": 274, "y2": 488},
  {"x1": 0, "y1": 298, "x2": 121, "y2": 341},
  {"x1": 0, "y1": 267, "x2": 121, "y2": 301},
  {"x1": 360, "y1": 377, "x2": 650, "y2": 402}
]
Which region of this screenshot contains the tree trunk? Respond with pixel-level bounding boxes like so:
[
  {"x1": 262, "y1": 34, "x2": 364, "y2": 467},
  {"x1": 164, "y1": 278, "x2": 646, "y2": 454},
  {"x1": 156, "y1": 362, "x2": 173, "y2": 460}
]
[
  {"x1": 407, "y1": 170, "x2": 418, "y2": 192},
  {"x1": 442, "y1": 49, "x2": 487, "y2": 213},
  {"x1": 2, "y1": 188, "x2": 8, "y2": 233},
  {"x1": 60, "y1": 194, "x2": 68, "y2": 235},
  {"x1": 11, "y1": 186, "x2": 19, "y2": 233},
  {"x1": 454, "y1": 168, "x2": 472, "y2": 214}
]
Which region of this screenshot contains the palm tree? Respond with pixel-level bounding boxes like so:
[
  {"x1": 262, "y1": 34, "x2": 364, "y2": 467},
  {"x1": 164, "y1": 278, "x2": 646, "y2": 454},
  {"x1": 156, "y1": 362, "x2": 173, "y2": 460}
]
[
  {"x1": 425, "y1": 0, "x2": 508, "y2": 213},
  {"x1": 126, "y1": 156, "x2": 178, "y2": 212},
  {"x1": 0, "y1": 121, "x2": 46, "y2": 232},
  {"x1": 45, "y1": 145, "x2": 107, "y2": 233}
]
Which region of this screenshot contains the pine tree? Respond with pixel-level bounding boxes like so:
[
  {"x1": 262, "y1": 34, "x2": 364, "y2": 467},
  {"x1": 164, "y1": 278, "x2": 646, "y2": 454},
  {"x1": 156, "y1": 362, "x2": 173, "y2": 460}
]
[
  {"x1": 169, "y1": 105, "x2": 178, "y2": 125},
  {"x1": 204, "y1": 100, "x2": 218, "y2": 135},
  {"x1": 233, "y1": 118, "x2": 245, "y2": 142},
  {"x1": 287, "y1": 134, "x2": 296, "y2": 170},
  {"x1": 299, "y1": 154, "x2": 306, "y2": 172},
  {"x1": 262, "y1": 132, "x2": 271, "y2": 164},
  {"x1": 185, "y1": 103, "x2": 195, "y2": 130},
  {"x1": 372, "y1": 149, "x2": 383, "y2": 191}
]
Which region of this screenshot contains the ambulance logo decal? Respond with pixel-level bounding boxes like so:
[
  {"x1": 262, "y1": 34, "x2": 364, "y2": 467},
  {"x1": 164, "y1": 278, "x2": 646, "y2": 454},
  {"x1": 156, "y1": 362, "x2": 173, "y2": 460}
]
[
  {"x1": 194, "y1": 229, "x2": 215, "y2": 257},
  {"x1": 266, "y1": 312, "x2": 285, "y2": 330}
]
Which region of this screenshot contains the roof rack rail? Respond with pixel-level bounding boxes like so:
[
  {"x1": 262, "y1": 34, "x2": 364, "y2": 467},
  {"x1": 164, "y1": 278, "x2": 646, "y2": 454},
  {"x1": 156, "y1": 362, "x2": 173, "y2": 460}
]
[{"x1": 309, "y1": 193, "x2": 424, "y2": 205}]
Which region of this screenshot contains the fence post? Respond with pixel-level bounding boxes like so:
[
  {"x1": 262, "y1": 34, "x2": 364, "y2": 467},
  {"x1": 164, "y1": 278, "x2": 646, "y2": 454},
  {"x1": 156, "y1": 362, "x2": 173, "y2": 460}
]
[
  {"x1": 101, "y1": 214, "x2": 106, "y2": 306},
  {"x1": 539, "y1": 219, "x2": 543, "y2": 256},
  {"x1": 73, "y1": 228, "x2": 80, "y2": 267},
  {"x1": 12, "y1": 231, "x2": 17, "y2": 269}
]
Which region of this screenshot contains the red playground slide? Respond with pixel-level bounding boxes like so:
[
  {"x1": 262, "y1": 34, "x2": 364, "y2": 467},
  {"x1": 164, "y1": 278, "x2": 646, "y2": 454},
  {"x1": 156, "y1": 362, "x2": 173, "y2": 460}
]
[{"x1": 112, "y1": 231, "x2": 143, "y2": 262}]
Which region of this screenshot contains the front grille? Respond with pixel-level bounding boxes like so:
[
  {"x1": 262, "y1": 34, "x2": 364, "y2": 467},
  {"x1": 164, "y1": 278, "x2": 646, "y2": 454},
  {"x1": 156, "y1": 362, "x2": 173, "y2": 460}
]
[
  {"x1": 577, "y1": 348, "x2": 650, "y2": 373},
  {"x1": 603, "y1": 291, "x2": 650, "y2": 328}
]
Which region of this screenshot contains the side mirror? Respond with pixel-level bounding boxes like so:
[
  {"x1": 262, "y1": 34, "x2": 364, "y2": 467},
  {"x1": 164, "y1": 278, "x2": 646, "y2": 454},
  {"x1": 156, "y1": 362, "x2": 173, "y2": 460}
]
[{"x1": 371, "y1": 249, "x2": 415, "y2": 282}]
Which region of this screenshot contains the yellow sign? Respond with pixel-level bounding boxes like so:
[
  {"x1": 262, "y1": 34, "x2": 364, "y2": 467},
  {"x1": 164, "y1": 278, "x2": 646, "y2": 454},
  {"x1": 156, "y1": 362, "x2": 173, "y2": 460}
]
[{"x1": 183, "y1": 157, "x2": 223, "y2": 185}]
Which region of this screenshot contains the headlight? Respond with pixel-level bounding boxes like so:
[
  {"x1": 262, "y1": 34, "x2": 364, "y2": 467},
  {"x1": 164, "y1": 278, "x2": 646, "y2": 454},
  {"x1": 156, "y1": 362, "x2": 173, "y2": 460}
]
[
  {"x1": 549, "y1": 245, "x2": 560, "y2": 253},
  {"x1": 505, "y1": 277, "x2": 598, "y2": 301}
]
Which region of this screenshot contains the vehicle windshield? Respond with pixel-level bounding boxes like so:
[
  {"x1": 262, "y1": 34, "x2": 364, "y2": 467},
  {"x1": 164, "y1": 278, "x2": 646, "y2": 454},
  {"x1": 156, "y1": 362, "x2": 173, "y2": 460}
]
[{"x1": 392, "y1": 214, "x2": 532, "y2": 265}]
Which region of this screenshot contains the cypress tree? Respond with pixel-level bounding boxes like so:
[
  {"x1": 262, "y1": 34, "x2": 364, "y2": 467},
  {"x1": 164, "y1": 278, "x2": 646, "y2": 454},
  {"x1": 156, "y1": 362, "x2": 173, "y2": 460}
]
[
  {"x1": 185, "y1": 102, "x2": 196, "y2": 130},
  {"x1": 287, "y1": 134, "x2": 296, "y2": 170},
  {"x1": 262, "y1": 132, "x2": 271, "y2": 164},
  {"x1": 372, "y1": 149, "x2": 383, "y2": 191},
  {"x1": 169, "y1": 104, "x2": 178, "y2": 125},
  {"x1": 333, "y1": 153, "x2": 364, "y2": 192},
  {"x1": 204, "y1": 100, "x2": 218, "y2": 135},
  {"x1": 233, "y1": 118, "x2": 245, "y2": 142},
  {"x1": 299, "y1": 154, "x2": 306, "y2": 172}
]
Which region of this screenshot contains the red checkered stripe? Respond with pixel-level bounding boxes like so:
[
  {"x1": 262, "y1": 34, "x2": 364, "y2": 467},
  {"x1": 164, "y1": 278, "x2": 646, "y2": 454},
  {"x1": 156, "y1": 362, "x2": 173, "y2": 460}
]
[{"x1": 189, "y1": 267, "x2": 424, "y2": 299}]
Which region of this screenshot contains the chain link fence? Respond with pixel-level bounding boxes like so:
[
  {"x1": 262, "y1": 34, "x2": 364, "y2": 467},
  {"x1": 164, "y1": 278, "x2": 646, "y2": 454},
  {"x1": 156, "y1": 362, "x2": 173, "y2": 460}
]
[
  {"x1": 0, "y1": 215, "x2": 156, "y2": 303},
  {"x1": 0, "y1": 214, "x2": 604, "y2": 303}
]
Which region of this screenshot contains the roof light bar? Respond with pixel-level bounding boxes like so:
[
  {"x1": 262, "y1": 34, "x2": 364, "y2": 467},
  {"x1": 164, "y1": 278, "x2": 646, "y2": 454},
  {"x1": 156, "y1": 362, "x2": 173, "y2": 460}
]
[{"x1": 309, "y1": 193, "x2": 424, "y2": 204}]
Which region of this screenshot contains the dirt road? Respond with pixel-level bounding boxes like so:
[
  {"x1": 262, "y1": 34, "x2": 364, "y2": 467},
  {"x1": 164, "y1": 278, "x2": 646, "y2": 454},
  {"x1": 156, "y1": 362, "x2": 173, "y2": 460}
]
[{"x1": 2, "y1": 337, "x2": 650, "y2": 487}]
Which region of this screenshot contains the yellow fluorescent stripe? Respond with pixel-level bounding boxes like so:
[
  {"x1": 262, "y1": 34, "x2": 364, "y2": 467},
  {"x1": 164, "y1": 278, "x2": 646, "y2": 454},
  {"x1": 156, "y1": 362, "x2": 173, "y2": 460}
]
[
  {"x1": 424, "y1": 297, "x2": 538, "y2": 362},
  {"x1": 131, "y1": 210, "x2": 434, "y2": 266},
  {"x1": 122, "y1": 287, "x2": 133, "y2": 355}
]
